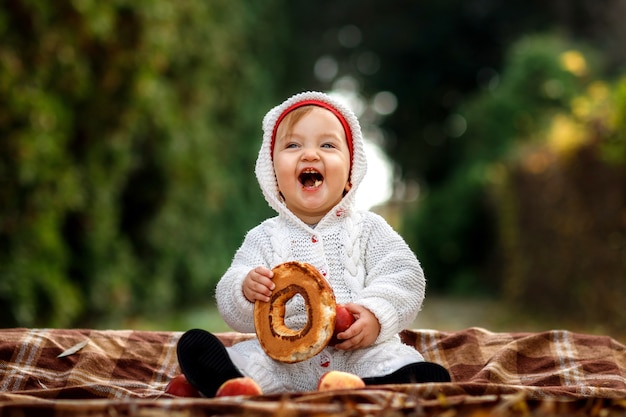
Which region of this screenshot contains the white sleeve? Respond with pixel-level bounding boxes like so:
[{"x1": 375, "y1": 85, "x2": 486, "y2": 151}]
[
  {"x1": 215, "y1": 224, "x2": 275, "y2": 333},
  {"x1": 356, "y1": 213, "x2": 425, "y2": 343}
]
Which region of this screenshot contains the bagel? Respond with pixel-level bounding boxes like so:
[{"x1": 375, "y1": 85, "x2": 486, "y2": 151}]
[{"x1": 254, "y1": 261, "x2": 336, "y2": 363}]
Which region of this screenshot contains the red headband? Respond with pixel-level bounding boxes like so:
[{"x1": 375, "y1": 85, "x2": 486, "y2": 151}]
[{"x1": 270, "y1": 99, "x2": 354, "y2": 164}]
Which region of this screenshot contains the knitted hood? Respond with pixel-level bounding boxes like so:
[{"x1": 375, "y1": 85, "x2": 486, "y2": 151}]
[{"x1": 255, "y1": 91, "x2": 367, "y2": 226}]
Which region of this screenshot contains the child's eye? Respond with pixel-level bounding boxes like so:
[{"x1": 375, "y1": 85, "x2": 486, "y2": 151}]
[
  {"x1": 285, "y1": 143, "x2": 300, "y2": 149},
  {"x1": 321, "y1": 143, "x2": 336, "y2": 149}
]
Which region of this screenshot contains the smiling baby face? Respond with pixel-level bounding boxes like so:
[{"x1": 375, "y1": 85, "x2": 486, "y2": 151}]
[{"x1": 272, "y1": 106, "x2": 352, "y2": 225}]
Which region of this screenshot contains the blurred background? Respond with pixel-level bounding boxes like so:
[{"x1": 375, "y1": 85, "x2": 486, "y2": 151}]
[{"x1": 1, "y1": 1, "x2": 624, "y2": 339}]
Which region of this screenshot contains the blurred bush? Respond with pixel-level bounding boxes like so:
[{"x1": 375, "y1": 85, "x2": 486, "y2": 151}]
[
  {"x1": 404, "y1": 31, "x2": 625, "y2": 332},
  {"x1": 493, "y1": 76, "x2": 626, "y2": 333},
  {"x1": 0, "y1": 1, "x2": 284, "y2": 327},
  {"x1": 404, "y1": 33, "x2": 597, "y2": 294}
]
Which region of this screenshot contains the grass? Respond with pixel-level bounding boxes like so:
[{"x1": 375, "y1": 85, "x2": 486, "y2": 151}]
[
  {"x1": 121, "y1": 304, "x2": 232, "y2": 333},
  {"x1": 122, "y1": 295, "x2": 624, "y2": 343}
]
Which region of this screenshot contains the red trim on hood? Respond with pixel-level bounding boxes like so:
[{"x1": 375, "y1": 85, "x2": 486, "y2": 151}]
[{"x1": 270, "y1": 99, "x2": 354, "y2": 169}]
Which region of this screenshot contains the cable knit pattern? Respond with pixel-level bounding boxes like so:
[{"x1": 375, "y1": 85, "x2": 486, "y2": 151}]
[{"x1": 216, "y1": 91, "x2": 426, "y2": 393}]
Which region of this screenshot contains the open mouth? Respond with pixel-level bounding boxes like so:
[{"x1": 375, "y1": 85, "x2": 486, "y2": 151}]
[{"x1": 299, "y1": 168, "x2": 324, "y2": 188}]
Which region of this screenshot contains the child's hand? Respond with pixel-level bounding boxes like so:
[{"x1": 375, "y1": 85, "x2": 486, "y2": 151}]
[
  {"x1": 243, "y1": 266, "x2": 275, "y2": 303},
  {"x1": 332, "y1": 303, "x2": 380, "y2": 350}
]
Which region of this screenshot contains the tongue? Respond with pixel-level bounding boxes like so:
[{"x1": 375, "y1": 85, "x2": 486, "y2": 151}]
[{"x1": 303, "y1": 177, "x2": 322, "y2": 187}]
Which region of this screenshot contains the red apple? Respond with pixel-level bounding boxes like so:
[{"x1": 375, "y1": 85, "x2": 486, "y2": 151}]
[
  {"x1": 328, "y1": 304, "x2": 356, "y2": 346},
  {"x1": 215, "y1": 377, "x2": 263, "y2": 397},
  {"x1": 165, "y1": 374, "x2": 201, "y2": 397},
  {"x1": 318, "y1": 370, "x2": 365, "y2": 391}
]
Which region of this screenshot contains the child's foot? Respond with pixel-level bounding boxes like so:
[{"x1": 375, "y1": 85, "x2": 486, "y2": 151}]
[
  {"x1": 362, "y1": 361, "x2": 451, "y2": 385},
  {"x1": 176, "y1": 328, "x2": 243, "y2": 397}
]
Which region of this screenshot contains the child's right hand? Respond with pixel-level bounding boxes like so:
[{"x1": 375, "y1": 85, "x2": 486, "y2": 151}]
[{"x1": 242, "y1": 266, "x2": 275, "y2": 303}]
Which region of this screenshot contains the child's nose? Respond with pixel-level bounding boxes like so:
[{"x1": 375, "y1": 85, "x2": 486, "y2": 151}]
[{"x1": 301, "y1": 146, "x2": 320, "y2": 161}]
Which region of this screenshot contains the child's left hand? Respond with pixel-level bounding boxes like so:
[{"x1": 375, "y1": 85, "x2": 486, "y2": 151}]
[{"x1": 331, "y1": 303, "x2": 380, "y2": 350}]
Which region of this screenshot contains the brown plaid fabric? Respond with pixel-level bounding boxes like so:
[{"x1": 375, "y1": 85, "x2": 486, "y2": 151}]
[
  {"x1": 0, "y1": 328, "x2": 182, "y2": 399},
  {"x1": 403, "y1": 327, "x2": 626, "y2": 398},
  {"x1": 0, "y1": 327, "x2": 625, "y2": 415}
]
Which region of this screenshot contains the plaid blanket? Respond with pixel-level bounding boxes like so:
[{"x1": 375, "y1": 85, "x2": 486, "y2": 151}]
[{"x1": 1, "y1": 327, "x2": 625, "y2": 415}]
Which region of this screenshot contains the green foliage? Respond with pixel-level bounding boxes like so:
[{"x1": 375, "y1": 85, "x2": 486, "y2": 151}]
[
  {"x1": 403, "y1": 33, "x2": 600, "y2": 293},
  {"x1": 600, "y1": 78, "x2": 626, "y2": 164},
  {"x1": 0, "y1": 1, "x2": 285, "y2": 327},
  {"x1": 426, "y1": 32, "x2": 626, "y2": 331},
  {"x1": 493, "y1": 75, "x2": 626, "y2": 333}
]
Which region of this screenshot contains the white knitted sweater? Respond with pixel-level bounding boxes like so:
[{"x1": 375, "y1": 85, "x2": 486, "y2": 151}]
[{"x1": 216, "y1": 91, "x2": 425, "y2": 344}]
